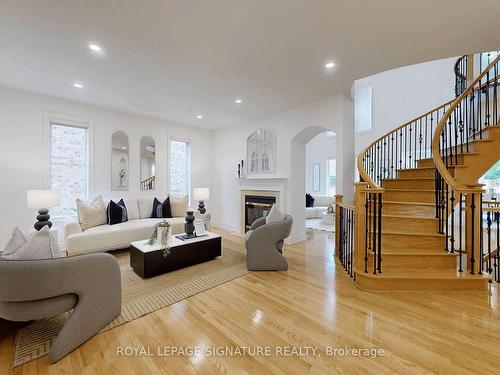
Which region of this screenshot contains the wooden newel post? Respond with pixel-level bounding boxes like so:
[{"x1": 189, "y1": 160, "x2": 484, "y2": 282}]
[
  {"x1": 334, "y1": 194, "x2": 343, "y2": 257},
  {"x1": 465, "y1": 185, "x2": 483, "y2": 275},
  {"x1": 354, "y1": 182, "x2": 369, "y2": 273}
]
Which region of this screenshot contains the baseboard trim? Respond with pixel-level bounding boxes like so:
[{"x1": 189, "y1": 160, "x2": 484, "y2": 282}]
[
  {"x1": 285, "y1": 234, "x2": 307, "y2": 245},
  {"x1": 212, "y1": 222, "x2": 241, "y2": 233}
]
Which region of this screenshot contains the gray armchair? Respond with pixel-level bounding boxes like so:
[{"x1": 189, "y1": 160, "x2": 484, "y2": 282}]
[
  {"x1": 0, "y1": 253, "x2": 121, "y2": 363},
  {"x1": 245, "y1": 215, "x2": 293, "y2": 271}
]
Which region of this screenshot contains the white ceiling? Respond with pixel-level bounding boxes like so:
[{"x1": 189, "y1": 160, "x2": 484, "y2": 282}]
[{"x1": 0, "y1": 0, "x2": 499, "y2": 130}]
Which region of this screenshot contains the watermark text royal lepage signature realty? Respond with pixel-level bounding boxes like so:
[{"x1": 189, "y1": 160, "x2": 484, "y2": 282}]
[{"x1": 116, "y1": 345, "x2": 384, "y2": 359}]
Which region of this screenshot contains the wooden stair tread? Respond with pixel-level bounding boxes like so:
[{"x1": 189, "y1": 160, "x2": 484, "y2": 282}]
[
  {"x1": 379, "y1": 214, "x2": 437, "y2": 220},
  {"x1": 370, "y1": 251, "x2": 457, "y2": 257},
  {"x1": 383, "y1": 200, "x2": 435, "y2": 206},
  {"x1": 416, "y1": 152, "x2": 480, "y2": 162},
  {"x1": 361, "y1": 269, "x2": 489, "y2": 279},
  {"x1": 383, "y1": 188, "x2": 435, "y2": 192},
  {"x1": 398, "y1": 165, "x2": 465, "y2": 172},
  {"x1": 381, "y1": 177, "x2": 435, "y2": 181},
  {"x1": 370, "y1": 230, "x2": 445, "y2": 237}
]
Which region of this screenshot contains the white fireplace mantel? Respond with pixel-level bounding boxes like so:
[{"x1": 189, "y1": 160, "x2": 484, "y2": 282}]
[
  {"x1": 239, "y1": 177, "x2": 288, "y2": 232},
  {"x1": 238, "y1": 177, "x2": 287, "y2": 193}
]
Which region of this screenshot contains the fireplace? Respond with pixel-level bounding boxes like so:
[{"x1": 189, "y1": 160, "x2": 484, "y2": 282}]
[{"x1": 244, "y1": 195, "x2": 276, "y2": 232}]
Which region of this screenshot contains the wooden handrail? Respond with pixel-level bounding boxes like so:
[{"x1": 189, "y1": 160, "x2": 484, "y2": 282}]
[
  {"x1": 431, "y1": 55, "x2": 500, "y2": 193},
  {"x1": 336, "y1": 202, "x2": 355, "y2": 211},
  {"x1": 357, "y1": 98, "x2": 455, "y2": 189}
]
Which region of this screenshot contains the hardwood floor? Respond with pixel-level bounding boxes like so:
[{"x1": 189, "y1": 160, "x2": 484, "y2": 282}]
[{"x1": 1, "y1": 228, "x2": 499, "y2": 374}]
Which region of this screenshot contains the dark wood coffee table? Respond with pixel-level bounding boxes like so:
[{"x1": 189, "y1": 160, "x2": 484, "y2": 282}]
[{"x1": 129, "y1": 232, "x2": 222, "y2": 278}]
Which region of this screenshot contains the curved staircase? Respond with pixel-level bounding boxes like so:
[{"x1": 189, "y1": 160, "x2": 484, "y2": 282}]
[{"x1": 336, "y1": 52, "x2": 500, "y2": 291}]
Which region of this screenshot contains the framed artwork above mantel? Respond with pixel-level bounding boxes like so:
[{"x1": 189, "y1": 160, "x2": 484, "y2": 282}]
[{"x1": 246, "y1": 128, "x2": 276, "y2": 174}]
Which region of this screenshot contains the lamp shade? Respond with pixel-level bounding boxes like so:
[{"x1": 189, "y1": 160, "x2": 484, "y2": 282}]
[
  {"x1": 193, "y1": 188, "x2": 210, "y2": 201},
  {"x1": 27, "y1": 190, "x2": 60, "y2": 209}
]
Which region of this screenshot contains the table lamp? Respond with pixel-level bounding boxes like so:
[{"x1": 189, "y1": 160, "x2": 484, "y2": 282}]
[
  {"x1": 27, "y1": 190, "x2": 60, "y2": 231},
  {"x1": 193, "y1": 188, "x2": 209, "y2": 214}
]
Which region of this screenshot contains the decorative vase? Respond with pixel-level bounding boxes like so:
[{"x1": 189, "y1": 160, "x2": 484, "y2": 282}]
[{"x1": 185, "y1": 210, "x2": 196, "y2": 237}]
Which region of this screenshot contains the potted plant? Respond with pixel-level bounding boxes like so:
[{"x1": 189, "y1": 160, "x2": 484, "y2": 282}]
[{"x1": 148, "y1": 220, "x2": 172, "y2": 257}]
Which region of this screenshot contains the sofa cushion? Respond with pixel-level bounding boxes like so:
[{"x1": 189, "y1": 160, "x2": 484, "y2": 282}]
[
  {"x1": 138, "y1": 198, "x2": 154, "y2": 219},
  {"x1": 65, "y1": 218, "x2": 186, "y2": 255},
  {"x1": 306, "y1": 193, "x2": 315, "y2": 208},
  {"x1": 107, "y1": 199, "x2": 128, "y2": 225},
  {"x1": 2, "y1": 226, "x2": 64, "y2": 260},
  {"x1": 170, "y1": 195, "x2": 188, "y2": 217},
  {"x1": 77, "y1": 196, "x2": 107, "y2": 231},
  {"x1": 2, "y1": 227, "x2": 27, "y2": 256},
  {"x1": 151, "y1": 197, "x2": 173, "y2": 218},
  {"x1": 314, "y1": 195, "x2": 334, "y2": 207},
  {"x1": 266, "y1": 204, "x2": 285, "y2": 224},
  {"x1": 123, "y1": 199, "x2": 140, "y2": 220}
]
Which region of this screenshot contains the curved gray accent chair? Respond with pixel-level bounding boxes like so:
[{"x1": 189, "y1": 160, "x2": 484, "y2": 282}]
[
  {"x1": 0, "y1": 253, "x2": 121, "y2": 363},
  {"x1": 245, "y1": 215, "x2": 293, "y2": 271}
]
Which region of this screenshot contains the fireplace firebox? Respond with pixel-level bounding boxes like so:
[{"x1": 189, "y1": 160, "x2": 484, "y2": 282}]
[{"x1": 245, "y1": 195, "x2": 276, "y2": 232}]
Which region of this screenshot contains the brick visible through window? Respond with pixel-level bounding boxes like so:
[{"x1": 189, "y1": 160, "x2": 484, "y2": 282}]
[{"x1": 50, "y1": 123, "x2": 89, "y2": 217}]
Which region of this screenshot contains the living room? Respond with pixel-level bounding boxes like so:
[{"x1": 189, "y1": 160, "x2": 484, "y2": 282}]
[{"x1": 1, "y1": 1, "x2": 500, "y2": 374}]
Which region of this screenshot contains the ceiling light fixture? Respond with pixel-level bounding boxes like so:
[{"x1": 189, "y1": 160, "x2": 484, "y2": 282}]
[
  {"x1": 325, "y1": 61, "x2": 335, "y2": 69},
  {"x1": 235, "y1": 99, "x2": 243, "y2": 104},
  {"x1": 196, "y1": 115, "x2": 203, "y2": 119},
  {"x1": 73, "y1": 83, "x2": 84, "y2": 88},
  {"x1": 89, "y1": 43, "x2": 103, "y2": 53}
]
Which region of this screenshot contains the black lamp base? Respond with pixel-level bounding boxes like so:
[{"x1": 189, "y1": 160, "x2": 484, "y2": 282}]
[
  {"x1": 34, "y1": 208, "x2": 52, "y2": 231},
  {"x1": 197, "y1": 200, "x2": 206, "y2": 214}
]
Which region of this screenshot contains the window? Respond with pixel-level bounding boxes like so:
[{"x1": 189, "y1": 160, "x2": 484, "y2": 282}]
[
  {"x1": 170, "y1": 139, "x2": 190, "y2": 196},
  {"x1": 312, "y1": 163, "x2": 321, "y2": 193},
  {"x1": 327, "y1": 159, "x2": 336, "y2": 196},
  {"x1": 50, "y1": 122, "x2": 89, "y2": 217},
  {"x1": 355, "y1": 86, "x2": 372, "y2": 133},
  {"x1": 247, "y1": 129, "x2": 276, "y2": 174}
]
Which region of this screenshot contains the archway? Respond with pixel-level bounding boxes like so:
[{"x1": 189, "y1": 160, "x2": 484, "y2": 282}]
[{"x1": 289, "y1": 126, "x2": 339, "y2": 243}]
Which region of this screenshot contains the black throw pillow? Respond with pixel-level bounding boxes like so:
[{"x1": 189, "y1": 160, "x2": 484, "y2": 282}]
[
  {"x1": 107, "y1": 199, "x2": 128, "y2": 225},
  {"x1": 151, "y1": 197, "x2": 173, "y2": 218},
  {"x1": 306, "y1": 193, "x2": 315, "y2": 208}
]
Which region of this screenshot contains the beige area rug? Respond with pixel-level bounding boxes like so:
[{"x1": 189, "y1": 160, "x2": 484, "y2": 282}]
[{"x1": 12, "y1": 236, "x2": 248, "y2": 367}]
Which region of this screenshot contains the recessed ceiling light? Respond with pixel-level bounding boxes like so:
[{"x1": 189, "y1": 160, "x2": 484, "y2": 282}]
[
  {"x1": 89, "y1": 43, "x2": 102, "y2": 53},
  {"x1": 196, "y1": 115, "x2": 203, "y2": 119},
  {"x1": 122, "y1": 146, "x2": 126, "y2": 150},
  {"x1": 325, "y1": 61, "x2": 335, "y2": 69},
  {"x1": 73, "y1": 83, "x2": 84, "y2": 88},
  {"x1": 235, "y1": 99, "x2": 243, "y2": 104}
]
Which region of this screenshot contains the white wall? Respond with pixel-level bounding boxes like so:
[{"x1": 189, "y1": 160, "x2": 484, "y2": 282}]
[
  {"x1": 0, "y1": 86, "x2": 212, "y2": 247},
  {"x1": 354, "y1": 57, "x2": 456, "y2": 154},
  {"x1": 211, "y1": 94, "x2": 354, "y2": 242},
  {"x1": 305, "y1": 133, "x2": 336, "y2": 196}
]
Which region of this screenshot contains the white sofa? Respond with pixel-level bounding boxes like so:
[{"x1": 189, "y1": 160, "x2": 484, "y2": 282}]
[
  {"x1": 305, "y1": 195, "x2": 334, "y2": 219},
  {"x1": 65, "y1": 197, "x2": 204, "y2": 256}
]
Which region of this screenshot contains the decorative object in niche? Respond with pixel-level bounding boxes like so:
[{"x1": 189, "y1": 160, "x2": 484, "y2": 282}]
[
  {"x1": 247, "y1": 129, "x2": 276, "y2": 174},
  {"x1": 111, "y1": 131, "x2": 129, "y2": 190},
  {"x1": 140, "y1": 136, "x2": 156, "y2": 190}
]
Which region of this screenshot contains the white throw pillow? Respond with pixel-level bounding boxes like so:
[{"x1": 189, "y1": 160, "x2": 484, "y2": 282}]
[
  {"x1": 123, "y1": 199, "x2": 140, "y2": 220},
  {"x1": 138, "y1": 198, "x2": 154, "y2": 219},
  {"x1": 266, "y1": 204, "x2": 285, "y2": 224},
  {"x1": 1, "y1": 227, "x2": 27, "y2": 256},
  {"x1": 1, "y1": 226, "x2": 64, "y2": 260},
  {"x1": 77, "y1": 196, "x2": 107, "y2": 231},
  {"x1": 170, "y1": 195, "x2": 189, "y2": 217}
]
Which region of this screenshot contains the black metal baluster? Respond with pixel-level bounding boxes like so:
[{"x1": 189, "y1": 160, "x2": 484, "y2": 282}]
[
  {"x1": 364, "y1": 194, "x2": 369, "y2": 273},
  {"x1": 459, "y1": 193, "x2": 463, "y2": 272},
  {"x1": 487, "y1": 210, "x2": 492, "y2": 282},
  {"x1": 377, "y1": 194, "x2": 383, "y2": 273},
  {"x1": 471, "y1": 193, "x2": 476, "y2": 275},
  {"x1": 449, "y1": 190, "x2": 455, "y2": 253},
  {"x1": 372, "y1": 194, "x2": 377, "y2": 275}
]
